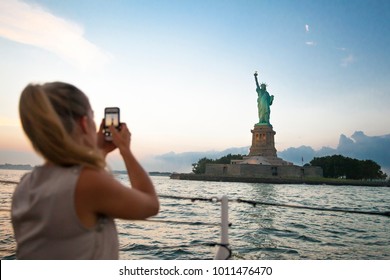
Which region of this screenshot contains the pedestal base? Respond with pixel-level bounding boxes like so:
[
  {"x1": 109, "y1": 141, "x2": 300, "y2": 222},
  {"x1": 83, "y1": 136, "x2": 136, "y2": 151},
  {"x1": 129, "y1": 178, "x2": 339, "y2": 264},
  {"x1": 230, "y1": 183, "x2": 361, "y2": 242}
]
[
  {"x1": 248, "y1": 124, "x2": 277, "y2": 157},
  {"x1": 245, "y1": 124, "x2": 292, "y2": 166}
]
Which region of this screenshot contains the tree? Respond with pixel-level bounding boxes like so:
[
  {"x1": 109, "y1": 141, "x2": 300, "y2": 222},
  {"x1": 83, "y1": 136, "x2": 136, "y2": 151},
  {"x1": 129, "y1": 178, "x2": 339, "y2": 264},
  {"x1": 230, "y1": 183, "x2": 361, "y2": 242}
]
[
  {"x1": 310, "y1": 155, "x2": 387, "y2": 180},
  {"x1": 215, "y1": 154, "x2": 244, "y2": 164},
  {"x1": 192, "y1": 154, "x2": 244, "y2": 174},
  {"x1": 192, "y1": 157, "x2": 213, "y2": 174}
]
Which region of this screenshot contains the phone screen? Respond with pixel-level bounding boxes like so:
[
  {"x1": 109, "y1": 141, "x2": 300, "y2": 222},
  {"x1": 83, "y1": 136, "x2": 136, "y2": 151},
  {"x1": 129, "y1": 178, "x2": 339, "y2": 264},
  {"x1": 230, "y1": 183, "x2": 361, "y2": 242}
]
[
  {"x1": 104, "y1": 112, "x2": 119, "y2": 128},
  {"x1": 104, "y1": 107, "x2": 120, "y2": 140}
]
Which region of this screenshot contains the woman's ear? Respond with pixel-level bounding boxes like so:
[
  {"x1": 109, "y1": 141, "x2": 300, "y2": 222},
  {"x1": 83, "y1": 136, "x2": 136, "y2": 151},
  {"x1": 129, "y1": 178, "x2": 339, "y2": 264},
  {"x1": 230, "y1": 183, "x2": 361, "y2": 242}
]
[{"x1": 79, "y1": 116, "x2": 90, "y2": 134}]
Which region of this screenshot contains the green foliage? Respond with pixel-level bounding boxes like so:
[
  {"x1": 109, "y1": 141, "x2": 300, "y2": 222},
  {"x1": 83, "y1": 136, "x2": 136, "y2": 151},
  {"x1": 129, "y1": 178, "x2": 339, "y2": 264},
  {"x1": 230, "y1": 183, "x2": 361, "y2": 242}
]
[
  {"x1": 310, "y1": 155, "x2": 387, "y2": 180},
  {"x1": 192, "y1": 154, "x2": 244, "y2": 174},
  {"x1": 192, "y1": 157, "x2": 212, "y2": 174}
]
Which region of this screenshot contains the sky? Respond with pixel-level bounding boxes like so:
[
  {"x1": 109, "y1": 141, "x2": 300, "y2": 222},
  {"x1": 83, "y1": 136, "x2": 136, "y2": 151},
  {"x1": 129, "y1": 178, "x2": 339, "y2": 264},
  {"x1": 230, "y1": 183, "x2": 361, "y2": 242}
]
[{"x1": 0, "y1": 0, "x2": 389, "y2": 172}]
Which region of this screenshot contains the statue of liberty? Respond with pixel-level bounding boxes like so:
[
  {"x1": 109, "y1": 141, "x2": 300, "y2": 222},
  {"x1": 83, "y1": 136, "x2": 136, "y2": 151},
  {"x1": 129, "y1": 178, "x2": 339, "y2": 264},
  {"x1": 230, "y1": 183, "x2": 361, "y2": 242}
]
[{"x1": 254, "y1": 71, "x2": 274, "y2": 125}]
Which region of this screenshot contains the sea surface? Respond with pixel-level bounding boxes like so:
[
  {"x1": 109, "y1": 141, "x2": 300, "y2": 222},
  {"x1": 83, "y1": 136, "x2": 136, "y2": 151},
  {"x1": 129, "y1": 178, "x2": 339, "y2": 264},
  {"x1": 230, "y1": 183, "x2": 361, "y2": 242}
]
[{"x1": 1, "y1": 169, "x2": 390, "y2": 260}]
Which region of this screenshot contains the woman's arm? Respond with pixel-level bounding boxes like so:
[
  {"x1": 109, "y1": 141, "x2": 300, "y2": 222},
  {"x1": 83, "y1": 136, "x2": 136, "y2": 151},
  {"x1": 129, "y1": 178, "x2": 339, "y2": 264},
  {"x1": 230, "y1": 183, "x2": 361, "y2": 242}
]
[{"x1": 75, "y1": 123, "x2": 159, "y2": 226}]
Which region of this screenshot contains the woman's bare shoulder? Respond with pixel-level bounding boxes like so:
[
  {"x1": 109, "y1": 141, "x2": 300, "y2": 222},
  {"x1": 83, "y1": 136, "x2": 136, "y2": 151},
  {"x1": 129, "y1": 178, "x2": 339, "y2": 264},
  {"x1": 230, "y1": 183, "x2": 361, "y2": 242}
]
[
  {"x1": 76, "y1": 167, "x2": 121, "y2": 199},
  {"x1": 80, "y1": 167, "x2": 114, "y2": 181},
  {"x1": 76, "y1": 167, "x2": 158, "y2": 220}
]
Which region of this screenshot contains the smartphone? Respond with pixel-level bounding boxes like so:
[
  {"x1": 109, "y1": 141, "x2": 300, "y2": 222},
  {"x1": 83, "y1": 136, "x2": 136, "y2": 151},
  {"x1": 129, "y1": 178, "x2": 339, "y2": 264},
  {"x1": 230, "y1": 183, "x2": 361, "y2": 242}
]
[{"x1": 103, "y1": 107, "x2": 120, "y2": 141}]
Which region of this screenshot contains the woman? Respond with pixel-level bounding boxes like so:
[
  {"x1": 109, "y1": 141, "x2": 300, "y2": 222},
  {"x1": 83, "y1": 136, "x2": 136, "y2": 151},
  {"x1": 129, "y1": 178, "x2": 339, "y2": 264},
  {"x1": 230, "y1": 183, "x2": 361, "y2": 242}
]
[{"x1": 11, "y1": 82, "x2": 159, "y2": 259}]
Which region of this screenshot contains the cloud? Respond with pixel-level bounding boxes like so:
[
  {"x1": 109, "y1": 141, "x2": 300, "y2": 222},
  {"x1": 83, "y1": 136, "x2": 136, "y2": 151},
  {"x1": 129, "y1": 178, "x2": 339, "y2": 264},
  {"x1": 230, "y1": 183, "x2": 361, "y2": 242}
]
[
  {"x1": 305, "y1": 41, "x2": 317, "y2": 46},
  {"x1": 304, "y1": 24, "x2": 316, "y2": 46},
  {"x1": 278, "y1": 131, "x2": 390, "y2": 175},
  {"x1": 141, "y1": 131, "x2": 390, "y2": 175},
  {"x1": 0, "y1": 149, "x2": 42, "y2": 166},
  {"x1": 341, "y1": 54, "x2": 355, "y2": 67},
  {"x1": 0, "y1": 0, "x2": 111, "y2": 70},
  {"x1": 143, "y1": 147, "x2": 249, "y2": 173}
]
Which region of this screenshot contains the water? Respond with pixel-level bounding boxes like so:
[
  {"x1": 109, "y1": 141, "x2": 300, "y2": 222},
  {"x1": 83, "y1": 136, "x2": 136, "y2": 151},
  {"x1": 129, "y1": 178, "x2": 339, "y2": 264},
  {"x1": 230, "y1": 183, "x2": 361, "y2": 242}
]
[{"x1": 1, "y1": 169, "x2": 390, "y2": 260}]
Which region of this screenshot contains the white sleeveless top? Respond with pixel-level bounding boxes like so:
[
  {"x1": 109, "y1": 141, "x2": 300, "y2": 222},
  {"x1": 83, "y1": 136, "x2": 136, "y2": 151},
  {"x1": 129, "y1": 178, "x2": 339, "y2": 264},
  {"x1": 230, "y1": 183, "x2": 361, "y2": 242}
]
[{"x1": 11, "y1": 165, "x2": 119, "y2": 259}]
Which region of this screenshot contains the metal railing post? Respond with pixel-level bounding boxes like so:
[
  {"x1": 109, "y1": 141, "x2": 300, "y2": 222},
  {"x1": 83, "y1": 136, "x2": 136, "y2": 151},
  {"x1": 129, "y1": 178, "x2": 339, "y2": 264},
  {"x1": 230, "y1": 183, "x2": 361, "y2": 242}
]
[{"x1": 214, "y1": 195, "x2": 230, "y2": 259}]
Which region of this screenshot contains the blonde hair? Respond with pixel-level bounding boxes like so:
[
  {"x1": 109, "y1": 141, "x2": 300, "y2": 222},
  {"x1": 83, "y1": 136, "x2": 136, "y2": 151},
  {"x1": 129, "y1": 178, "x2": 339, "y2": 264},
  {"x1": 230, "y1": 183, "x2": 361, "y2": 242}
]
[{"x1": 19, "y1": 82, "x2": 105, "y2": 169}]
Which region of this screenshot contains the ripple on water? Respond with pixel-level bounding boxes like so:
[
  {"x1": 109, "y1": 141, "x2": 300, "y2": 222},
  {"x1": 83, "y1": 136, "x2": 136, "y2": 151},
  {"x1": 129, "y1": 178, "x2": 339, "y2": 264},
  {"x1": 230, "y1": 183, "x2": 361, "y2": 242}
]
[{"x1": 1, "y1": 173, "x2": 390, "y2": 260}]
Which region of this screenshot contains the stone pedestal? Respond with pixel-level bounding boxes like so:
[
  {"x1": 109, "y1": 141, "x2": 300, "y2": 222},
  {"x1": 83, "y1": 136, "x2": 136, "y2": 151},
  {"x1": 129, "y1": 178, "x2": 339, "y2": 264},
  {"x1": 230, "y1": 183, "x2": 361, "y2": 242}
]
[{"x1": 249, "y1": 124, "x2": 277, "y2": 157}]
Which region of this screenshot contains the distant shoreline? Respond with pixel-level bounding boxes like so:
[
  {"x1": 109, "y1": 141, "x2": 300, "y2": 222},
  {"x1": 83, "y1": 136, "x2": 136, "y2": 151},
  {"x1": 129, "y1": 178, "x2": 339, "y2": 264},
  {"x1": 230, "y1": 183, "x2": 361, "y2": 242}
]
[
  {"x1": 3, "y1": 164, "x2": 387, "y2": 186},
  {"x1": 113, "y1": 170, "x2": 172, "y2": 176},
  {"x1": 0, "y1": 165, "x2": 172, "y2": 177},
  {"x1": 170, "y1": 173, "x2": 390, "y2": 187},
  {"x1": 0, "y1": 164, "x2": 33, "y2": 170}
]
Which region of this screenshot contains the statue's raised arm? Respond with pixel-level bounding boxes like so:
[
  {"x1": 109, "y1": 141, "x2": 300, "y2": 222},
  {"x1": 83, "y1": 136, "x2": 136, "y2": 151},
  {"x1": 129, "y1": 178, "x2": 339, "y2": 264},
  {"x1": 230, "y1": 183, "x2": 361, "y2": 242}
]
[{"x1": 254, "y1": 71, "x2": 260, "y2": 89}]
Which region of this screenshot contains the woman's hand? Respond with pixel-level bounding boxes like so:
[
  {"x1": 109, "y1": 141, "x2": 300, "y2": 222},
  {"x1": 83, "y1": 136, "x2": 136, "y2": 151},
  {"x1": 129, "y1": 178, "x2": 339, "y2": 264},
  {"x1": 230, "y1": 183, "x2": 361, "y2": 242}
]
[
  {"x1": 97, "y1": 119, "x2": 117, "y2": 157},
  {"x1": 110, "y1": 122, "x2": 131, "y2": 155}
]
